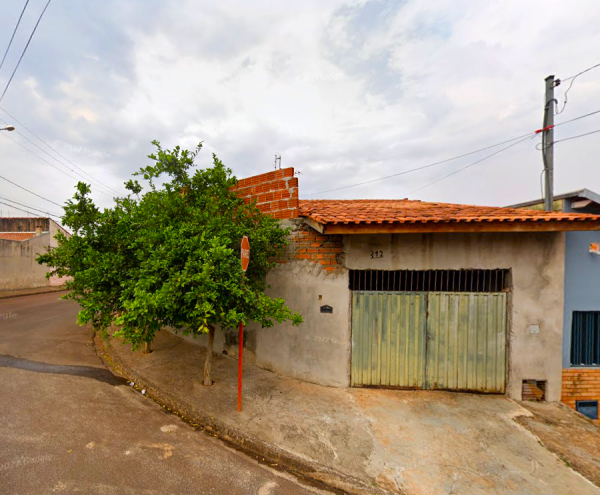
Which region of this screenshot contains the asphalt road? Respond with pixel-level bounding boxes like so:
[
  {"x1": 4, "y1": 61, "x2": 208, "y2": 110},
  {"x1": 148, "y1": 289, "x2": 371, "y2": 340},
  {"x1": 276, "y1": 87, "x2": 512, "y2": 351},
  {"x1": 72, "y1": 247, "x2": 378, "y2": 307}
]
[{"x1": 0, "y1": 292, "x2": 325, "y2": 495}]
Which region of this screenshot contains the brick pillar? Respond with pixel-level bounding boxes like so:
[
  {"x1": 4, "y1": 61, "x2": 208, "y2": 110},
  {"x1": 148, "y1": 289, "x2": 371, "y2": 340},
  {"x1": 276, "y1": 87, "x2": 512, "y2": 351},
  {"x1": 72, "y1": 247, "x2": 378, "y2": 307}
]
[{"x1": 230, "y1": 167, "x2": 299, "y2": 220}]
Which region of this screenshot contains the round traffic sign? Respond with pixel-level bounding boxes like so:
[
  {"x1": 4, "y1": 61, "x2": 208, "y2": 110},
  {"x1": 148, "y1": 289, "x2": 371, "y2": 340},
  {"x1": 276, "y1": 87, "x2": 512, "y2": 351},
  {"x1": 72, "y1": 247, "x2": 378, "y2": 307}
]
[{"x1": 241, "y1": 236, "x2": 250, "y2": 272}]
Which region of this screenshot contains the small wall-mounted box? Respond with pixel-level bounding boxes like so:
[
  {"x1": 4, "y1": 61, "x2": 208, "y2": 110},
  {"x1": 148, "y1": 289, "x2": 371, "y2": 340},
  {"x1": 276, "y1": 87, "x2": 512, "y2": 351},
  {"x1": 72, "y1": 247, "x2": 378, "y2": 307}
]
[
  {"x1": 320, "y1": 305, "x2": 333, "y2": 314},
  {"x1": 528, "y1": 324, "x2": 540, "y2": 334},
  {"x1": 590, "y1": 243, "x2": 600, "y2": 255}
]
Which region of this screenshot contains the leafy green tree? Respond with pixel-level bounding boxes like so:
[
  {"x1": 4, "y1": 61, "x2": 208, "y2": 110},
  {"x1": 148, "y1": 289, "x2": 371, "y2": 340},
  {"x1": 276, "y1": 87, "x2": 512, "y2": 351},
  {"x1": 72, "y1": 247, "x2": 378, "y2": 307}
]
[{"x1": 39, "y1": 142, "x2": 302, "y2": 385}]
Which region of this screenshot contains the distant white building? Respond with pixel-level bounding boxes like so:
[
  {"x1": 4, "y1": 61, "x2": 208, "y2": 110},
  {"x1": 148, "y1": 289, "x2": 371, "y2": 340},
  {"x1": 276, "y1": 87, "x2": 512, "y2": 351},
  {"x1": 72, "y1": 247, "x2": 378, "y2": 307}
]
[{"x1": 0, "y1": 217, "x2": 69, "y2": 290}]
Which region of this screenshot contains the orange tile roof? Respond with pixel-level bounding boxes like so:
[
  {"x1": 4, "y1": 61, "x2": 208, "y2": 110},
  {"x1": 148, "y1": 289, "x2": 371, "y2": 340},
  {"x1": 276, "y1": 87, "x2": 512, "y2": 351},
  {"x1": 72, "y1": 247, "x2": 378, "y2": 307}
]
[
  {"x1": 0, "y1": 232, "x2": 37, "y2": 241},
  {"x1": 299, "y1": 199, "x2": 600, "y2": 225}
]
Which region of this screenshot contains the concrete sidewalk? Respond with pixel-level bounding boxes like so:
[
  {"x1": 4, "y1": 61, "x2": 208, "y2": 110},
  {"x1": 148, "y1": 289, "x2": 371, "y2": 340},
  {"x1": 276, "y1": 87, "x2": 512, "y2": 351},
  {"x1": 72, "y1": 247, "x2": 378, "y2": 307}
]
[{"x1": 99, "y1": 329, "x2": 600, "y2": 495}]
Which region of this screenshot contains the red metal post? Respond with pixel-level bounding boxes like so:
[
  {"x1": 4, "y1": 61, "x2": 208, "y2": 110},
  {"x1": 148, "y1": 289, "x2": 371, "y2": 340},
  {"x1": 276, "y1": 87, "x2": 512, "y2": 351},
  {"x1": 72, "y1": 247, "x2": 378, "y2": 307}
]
[
  {"x1": 238, "y1": 321, "x2": 243, "y2": 412},
  {"x1": 238, "y1": 238, "x2": 249, "y2": 413}
]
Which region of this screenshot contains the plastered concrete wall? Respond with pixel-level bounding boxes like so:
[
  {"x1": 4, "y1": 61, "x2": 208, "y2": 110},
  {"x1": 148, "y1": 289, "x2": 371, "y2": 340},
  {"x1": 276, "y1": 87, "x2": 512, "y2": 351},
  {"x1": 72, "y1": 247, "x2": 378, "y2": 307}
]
[
  {"x1": 47, "y1": 221, "x2": 71, "y2": 286},
  {"x1": 344, "y1": 232, "x2": 566, "y2": 401},
  {"x1": 168, "y1": 217, "x2": 350, "y2": 387},
  {"x1": 0, "y1": 234, "x2": 52, "y2": 290},
  {"x1": 168, "y1": 262, "x2": 351, "y2": 388},
  {"x1": 251, "y1": 262, "x2": 350, "y2": 387}
]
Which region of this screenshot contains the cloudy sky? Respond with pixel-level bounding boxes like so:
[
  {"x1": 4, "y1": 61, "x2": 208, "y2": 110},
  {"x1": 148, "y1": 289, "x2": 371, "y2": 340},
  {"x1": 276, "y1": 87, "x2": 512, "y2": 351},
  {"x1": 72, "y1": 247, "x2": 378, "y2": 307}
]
[{"x1": 0, "y1": 0, "x2": 599, "y2": 219}]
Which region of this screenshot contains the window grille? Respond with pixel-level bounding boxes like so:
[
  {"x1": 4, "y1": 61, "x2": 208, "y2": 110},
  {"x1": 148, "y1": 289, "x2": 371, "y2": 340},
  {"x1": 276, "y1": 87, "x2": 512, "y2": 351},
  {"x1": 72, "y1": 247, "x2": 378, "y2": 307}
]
[
  {"x1": 571, "y1": 311, "x2": 600, "y2": 366},
  {"x1": 349, "y1": 269, "x2": 509, "y2": 293}
]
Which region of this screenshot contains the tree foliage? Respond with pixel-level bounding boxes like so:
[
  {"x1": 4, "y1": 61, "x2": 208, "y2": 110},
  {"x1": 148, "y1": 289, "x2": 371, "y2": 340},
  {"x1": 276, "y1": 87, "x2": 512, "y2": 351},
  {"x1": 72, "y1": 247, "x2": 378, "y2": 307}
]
[{"x1": 39, "y1": 142, "x2": 302, "y2": 383}]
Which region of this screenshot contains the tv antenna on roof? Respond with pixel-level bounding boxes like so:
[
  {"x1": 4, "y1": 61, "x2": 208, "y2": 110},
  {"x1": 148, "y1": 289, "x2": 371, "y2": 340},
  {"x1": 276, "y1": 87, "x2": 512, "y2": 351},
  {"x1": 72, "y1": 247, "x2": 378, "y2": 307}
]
[{"x1": 274, "y1": 155, "x2": 281, "y2": 170}]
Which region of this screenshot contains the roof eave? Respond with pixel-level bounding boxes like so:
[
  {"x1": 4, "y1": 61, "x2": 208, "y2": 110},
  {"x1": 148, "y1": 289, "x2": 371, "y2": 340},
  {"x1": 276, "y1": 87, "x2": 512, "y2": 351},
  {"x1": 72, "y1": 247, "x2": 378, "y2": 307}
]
[
  {"x1": 303, "y1": 219, "x2": 600, "y2": 235},
  {"x1": 508, "y1": 189, "x2": 600, "y2": 208}
]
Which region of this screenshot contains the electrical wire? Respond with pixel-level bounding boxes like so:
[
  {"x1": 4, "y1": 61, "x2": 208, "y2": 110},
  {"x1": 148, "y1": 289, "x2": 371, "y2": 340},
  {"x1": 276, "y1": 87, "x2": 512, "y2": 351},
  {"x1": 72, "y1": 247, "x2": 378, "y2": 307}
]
[
  {"x1": 555, "y1": 108, "x2": 600, "y2": 128},
  {"x1": 0, "y1": 0, "x2": 30, "y2": 73},
  {"x1": 554, "y1": 128, "x2": 600, "y2": 145},
  {"x1": 0, "y1": 194, "x2": 61, "y2": 217},
  {"x1": 310, "y1": 131, "x2": 537, "y2": 195},
  {"x1": 309, "y1": 107, "x2": 600, "y2": 197},
  {"x1": 414, "y1": 110, "x2": 600, "y2": 197},
  {"x1": 0, "y1": 129, "x2": 116, "y2": 198},
  {"x1": 561, "y1": 62, "x2": 600, "y2": 82},
  {"x1": 405, "y1": 135, "x2": 534, "y2": 197},
  {"x1": 1, "y1": 130, "x2": 86, "y2": 181},
  {"x1": 0, "y1": 107, "x2": 122, "y2": 196},
  {"x1": 557, "y1": 62, "x2": 600, "y2": 115},
  {"x1": 556, "y1": 76, "x2": 576, "y2": 115},
  {"x1": 0, "y1": 199, "x2": 60, "y2": 219},
  {"x1": 0, "y1": 170, "x2": 62, "y2": 207},
  {"x1": 0, "y1": 0, "x2": 52, "y2": 103},
  {"x1": 0, "y1": 117, "x2": 118, "y2": 196}
]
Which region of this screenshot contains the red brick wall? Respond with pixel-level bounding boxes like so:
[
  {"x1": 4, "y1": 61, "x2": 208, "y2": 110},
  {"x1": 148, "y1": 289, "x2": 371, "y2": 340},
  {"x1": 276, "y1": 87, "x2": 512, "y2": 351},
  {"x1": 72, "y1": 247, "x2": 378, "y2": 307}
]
[
  {"x1": 279, "y1": 223, "x2": 343, "y2": 273},
  {"x1": 231, "y1": 167, "x2": 299, "y2": 220},
  {"x1": 562, "y1": 368, "x2": 600, "y2": 422},
  {"x1": 233, "y1": 167, "x2": 343, "y2": 273}
]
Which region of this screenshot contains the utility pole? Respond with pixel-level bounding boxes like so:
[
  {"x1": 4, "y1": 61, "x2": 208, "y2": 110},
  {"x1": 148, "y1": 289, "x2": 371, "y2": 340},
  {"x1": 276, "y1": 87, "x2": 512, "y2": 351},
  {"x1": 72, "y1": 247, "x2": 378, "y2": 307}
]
[{"x1": 543, "y1": 75, "x2": 556, "y2": 211}]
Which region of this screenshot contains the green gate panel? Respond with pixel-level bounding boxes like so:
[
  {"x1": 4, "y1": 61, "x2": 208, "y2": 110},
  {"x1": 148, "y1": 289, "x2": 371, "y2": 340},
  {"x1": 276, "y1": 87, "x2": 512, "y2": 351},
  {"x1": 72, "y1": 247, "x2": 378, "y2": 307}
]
[
  {"x1": 425, "y1": 292, "x2": 507, "y2": 393},
  {"x1": 351, "y1": 292, "x2": 426, "y2": 387}
]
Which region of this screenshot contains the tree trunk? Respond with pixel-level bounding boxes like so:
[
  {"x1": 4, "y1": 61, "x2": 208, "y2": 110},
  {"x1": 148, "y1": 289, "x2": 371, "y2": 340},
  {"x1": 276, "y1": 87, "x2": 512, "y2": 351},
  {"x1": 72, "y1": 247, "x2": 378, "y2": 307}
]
[
  {"x1": 203, "y1": 325, "x2": 215, "y2": 386},
  {"x1": 143, "y1": 341, "x2": 152, "y2": 354}
]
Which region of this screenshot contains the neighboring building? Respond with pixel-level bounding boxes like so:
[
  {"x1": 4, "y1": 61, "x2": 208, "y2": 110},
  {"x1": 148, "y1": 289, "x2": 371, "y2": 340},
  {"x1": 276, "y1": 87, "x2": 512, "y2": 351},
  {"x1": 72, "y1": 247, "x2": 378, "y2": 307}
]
[
  {"x1": 188, "y1": 170, "x2": 600, "y2": 409},
  {"x1": 511, "y1": 190, "x2": 600, "y2": 420},
  {"x1": 0, "y1": 217, "x2": 69, "y2": 290}
]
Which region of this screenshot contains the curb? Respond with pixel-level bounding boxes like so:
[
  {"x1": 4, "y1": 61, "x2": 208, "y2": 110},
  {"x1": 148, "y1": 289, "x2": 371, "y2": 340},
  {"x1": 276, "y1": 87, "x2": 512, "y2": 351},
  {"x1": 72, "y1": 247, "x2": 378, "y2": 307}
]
[
  {"x1": 95, "y1": 334, "x2": 390, "y2": 495},
  {"x1": 0, "y1": 286, "x2": 68, "y2": 300}
]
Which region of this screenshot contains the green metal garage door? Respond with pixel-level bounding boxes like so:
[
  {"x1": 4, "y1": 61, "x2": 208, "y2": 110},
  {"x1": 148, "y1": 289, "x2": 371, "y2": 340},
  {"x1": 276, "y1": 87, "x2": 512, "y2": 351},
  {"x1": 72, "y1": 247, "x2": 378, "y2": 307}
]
[
  {"x1": 351, "y1": 291, "x2": 507, "y2": 393},
  {"x1": 351, "y1": 292, "x2": 427, "y2": 388}
]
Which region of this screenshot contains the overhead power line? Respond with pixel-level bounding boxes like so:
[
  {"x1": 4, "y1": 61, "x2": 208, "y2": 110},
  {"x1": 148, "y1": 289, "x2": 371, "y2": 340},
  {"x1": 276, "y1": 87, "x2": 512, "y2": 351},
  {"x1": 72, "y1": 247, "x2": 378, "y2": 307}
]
[
  {"x1": 311, "y1": 132, "x2": 536, "y2": 195},
  {"x1": 0, "y1": 119, "x2": 117, "y2": 197},
  {"x1": 0, "y1": 107, "x2": 122, "y2": 196},
  {"x1": 561, "y1": 62, "x2": 600, "y2": 82},
  {"x1": 0, "y1": 170, "x2": 62, "y2": 207},
  {"x1": 0, "y1": 0, "x2": 52, "y2": 103},
  {"x1": 0, "y1": 0, "x2": 31, "y2": 73},
  {"x1": 554, "y1": 128, "x2": 600, "y2": 145},
  {"x1": 0, "y1": 199, "x2": 60, "y2": 219},
  {"x1": 0, "y1": 194, "x2": 61, "y2": 218},
  {"x1": 554, "y1": 108, "x2": 600, "y2": 128},
  {"x1": 0, "y1": 129, "x2": 91, "y2": 183},
  {"x1": 406, "y1": 135, "x2": 533, "y2": 196},
  {"x1": 557, "y1": 62, "x2": 600, "y2": 115},
  {"x1": 309, "y1": 107, "x2": 600, "y2": 196}
]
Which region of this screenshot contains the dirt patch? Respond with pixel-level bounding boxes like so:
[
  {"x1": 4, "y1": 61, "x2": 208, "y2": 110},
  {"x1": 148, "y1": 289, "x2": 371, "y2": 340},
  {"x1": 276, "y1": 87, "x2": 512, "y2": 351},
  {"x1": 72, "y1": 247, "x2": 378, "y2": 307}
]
[{"x1": 516, "y1": 401, "x2": 600, "y2": 487}]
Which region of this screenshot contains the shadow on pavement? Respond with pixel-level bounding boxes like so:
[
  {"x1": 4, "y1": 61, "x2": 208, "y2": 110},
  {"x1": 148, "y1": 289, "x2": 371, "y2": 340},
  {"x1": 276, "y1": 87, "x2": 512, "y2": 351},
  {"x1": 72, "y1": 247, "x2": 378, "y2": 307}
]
[{"x1": 0, "y1": 354, "x2": 126, "y2": 386}]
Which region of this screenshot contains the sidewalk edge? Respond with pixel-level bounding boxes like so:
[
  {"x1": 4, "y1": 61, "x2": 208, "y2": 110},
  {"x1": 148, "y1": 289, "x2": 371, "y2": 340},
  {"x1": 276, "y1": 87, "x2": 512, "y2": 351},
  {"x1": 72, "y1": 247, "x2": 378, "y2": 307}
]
[
  {"x1": 95, "y1": 334, "x2": 391, "y2": 495},
  {"x1": 0, "y1": 286, "x2": 68, "y2": 300}
]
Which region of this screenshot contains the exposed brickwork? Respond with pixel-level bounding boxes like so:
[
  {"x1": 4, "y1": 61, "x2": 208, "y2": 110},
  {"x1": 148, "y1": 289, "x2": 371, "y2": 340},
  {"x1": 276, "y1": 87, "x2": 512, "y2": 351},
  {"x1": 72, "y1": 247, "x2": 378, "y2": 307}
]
[
  {"x1": 231, "y1": 167, "x2": 299, "y2": 220},
  {"x1": 522, "y1": 380, "x2": 546, "y2": 401},
  {"x1": 279, "y1": 221, "x2": 343, "y2": 272},
  {"x1": 562, "y1": 368, "x2": 600, "y2": 422}
]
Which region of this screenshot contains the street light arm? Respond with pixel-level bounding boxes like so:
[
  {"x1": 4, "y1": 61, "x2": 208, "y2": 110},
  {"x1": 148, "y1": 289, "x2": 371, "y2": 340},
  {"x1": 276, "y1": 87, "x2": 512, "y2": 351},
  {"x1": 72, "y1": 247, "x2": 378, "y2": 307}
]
[{"x1": 0, "y1": 125, "x2": 15, "y2": 131}]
